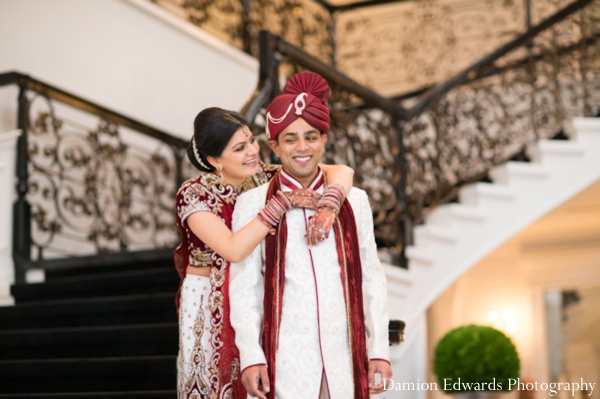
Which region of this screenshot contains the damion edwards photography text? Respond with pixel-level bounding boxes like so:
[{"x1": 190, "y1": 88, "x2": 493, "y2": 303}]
[{"x1": 383, "y1": 378, "x2": 597, "y2": 396}]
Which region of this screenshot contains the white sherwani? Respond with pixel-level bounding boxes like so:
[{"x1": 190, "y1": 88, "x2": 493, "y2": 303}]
[{"x1": 230, "y1": 181, "x2": 390, "y2": 399}]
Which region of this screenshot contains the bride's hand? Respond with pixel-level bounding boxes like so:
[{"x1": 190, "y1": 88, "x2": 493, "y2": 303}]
[
  {"x1": 282, "y1": 189, "x2": 321, "y2": 210},
  {"x1": 307, "y1": 207, "x2": 336, "y2": 246}
]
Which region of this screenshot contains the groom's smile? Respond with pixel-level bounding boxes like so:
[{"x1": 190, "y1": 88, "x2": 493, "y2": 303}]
[{"x1": 268, "y1": 117, "x2": 327, "y2": 188}]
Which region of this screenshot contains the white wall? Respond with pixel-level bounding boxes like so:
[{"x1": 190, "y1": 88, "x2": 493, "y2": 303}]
[
  {"x1": 0, "y1": 0, "x2": 258, "y2": 298},
  {"x1": 0, "y1": 0, "x2": 259, "y2": 138},
  {"x1": 0, "y1": 130, "x2": 20, "y2": 306}
]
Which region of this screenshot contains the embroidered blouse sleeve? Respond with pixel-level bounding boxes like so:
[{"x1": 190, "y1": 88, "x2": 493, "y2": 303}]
[
  {"x1": 253, "y1": 161, "x2": 281, "y2": 186},
  {"x1": 176, "y1": 180, "x2": 212, "y2": 224}
]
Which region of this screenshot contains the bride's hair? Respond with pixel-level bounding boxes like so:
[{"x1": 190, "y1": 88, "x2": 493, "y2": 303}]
[{"x1": 187, "y1": 107, "x2": 249, "y2": 172}]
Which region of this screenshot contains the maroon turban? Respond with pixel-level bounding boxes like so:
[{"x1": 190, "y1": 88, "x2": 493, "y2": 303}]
[{"x1": 265, "y1": 72, "x2": 330, "y2": 140}]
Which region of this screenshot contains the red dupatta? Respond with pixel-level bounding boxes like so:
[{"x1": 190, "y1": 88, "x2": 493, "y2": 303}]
[{"x1": 262, "y1": 172, "x2": 370, "y2": 399}]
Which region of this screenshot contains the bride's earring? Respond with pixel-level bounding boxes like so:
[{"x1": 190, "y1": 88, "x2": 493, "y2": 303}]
[{"x1": 216, "y1": 165, "x2": 224, "y2": 183}]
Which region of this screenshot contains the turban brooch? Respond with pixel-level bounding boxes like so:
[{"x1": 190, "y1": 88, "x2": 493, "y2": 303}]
[{"x1": 265, "y1": 72, "x2": 330, "y2": 140}]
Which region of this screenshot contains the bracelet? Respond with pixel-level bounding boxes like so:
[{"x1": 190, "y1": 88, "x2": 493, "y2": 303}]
[
  {"x1": 318, "y1": 183, "x2": 345, "y2": 213},
  {"x1": 257, "y1": 212, "x2": 274, "y2": 228},
  {"x1": 257, "y1": 191, "x2": 293, "y2": 227}
]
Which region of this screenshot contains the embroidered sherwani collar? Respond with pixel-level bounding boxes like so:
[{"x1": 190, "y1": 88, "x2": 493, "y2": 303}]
[{"x1": 279, "y1": 167, "x2": 324, "y2": 192}]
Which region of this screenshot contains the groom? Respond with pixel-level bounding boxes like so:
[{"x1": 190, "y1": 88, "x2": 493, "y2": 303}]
[{"x1": 229, "y1": 72, "x2": 391, "y2": 399}]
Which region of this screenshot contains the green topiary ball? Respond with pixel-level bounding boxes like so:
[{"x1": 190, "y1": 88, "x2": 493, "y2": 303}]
[{"x1": 434, "y1": 324, "x2": 520, "y2": 393}]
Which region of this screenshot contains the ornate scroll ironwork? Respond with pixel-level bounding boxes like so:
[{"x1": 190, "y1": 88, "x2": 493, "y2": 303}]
[
  {"x1": 326, "y1": 85, "x2": 402, "y2": 248},
  {"x1": 150, "y1": 0, "x2": 333, "y2": 63},
  {"x1": 25, "y1": 95, "x2": 181, "y2": 259},
  {"x1": 336, "y1": 0, "x2": 527, "y2": 96},
  {"x1": 246, "y1": 0, "x2": 333, "y2": 63},
  {"x1": 401, "y1": 2, "x2": 600, "y2": 221}
]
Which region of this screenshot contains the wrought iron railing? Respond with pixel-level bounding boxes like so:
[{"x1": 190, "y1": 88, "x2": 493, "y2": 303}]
[
  {"x1": 0, "y1": 72, "x2": 190, "y2": 282},
  {"x1": 148, "y1": 0, "x2": 586, "y2": 97},
  {"x1": 3, "y1": 0, "x2": 598, "y2": 279},
  {"x1": 149, "y1": 0, "x2": 333, "y2": 64},
  {"x1": 241, "y1": 0, "x2": 600, "y2": 265},
  {"x1": 401, "y1": 0, "x2": 600, "y2": 220},
  {"x1": 1, "y1": 73, "x2": 407, "y2": 340}
]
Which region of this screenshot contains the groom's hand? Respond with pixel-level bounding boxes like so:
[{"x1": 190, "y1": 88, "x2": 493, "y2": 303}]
[
  {"x1": 368, "y1": 359, "x2": 392, "y2": 394},
  {"x1": 241, "y1": 364, "x2": 270, "y2": 399}
]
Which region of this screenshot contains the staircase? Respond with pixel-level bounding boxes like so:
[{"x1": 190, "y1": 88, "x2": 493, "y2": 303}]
[
  {"x1": 0, "y1": 257, "x2": 179, "y2": 398},
  {"x1": 382, "y1": 117, "x2": 600, "y2": 396}
]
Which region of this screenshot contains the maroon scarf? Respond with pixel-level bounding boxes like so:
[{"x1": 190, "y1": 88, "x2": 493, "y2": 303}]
[{"x1": 262, "y1": 172, "x2": 370, "y2": 399}]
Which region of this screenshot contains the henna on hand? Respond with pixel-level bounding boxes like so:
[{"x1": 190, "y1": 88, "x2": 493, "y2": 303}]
[
  {"x1": 307, "y1": 207, "x2": 336, "y2": 246},
  {"x1": 305, "y1": 184, "x2": 345, "y2": 246},
  {"x1": 284, "y1": 189, "x2": 321, "y2": 210}
]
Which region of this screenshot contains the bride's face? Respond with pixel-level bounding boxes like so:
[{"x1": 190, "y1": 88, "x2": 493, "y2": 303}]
[{"x1": 208, "y1": 126, "x2": 260, "y2": 185}]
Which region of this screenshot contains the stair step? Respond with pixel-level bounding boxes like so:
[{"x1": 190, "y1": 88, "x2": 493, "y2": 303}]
[
  {"x1": 44, "y1": 258, "x2": 174, "y2": 281},
  {"x1": 426, "y1": 204, "x2": 485, "y2": 225},
  {"x1": 506, "y1": 162, "x2": 550, "y2": 177},
  {"x1": 572, "y1": 116, "x2": 600, "y2": 144},
  {"x1": 572, "y1": 116, "x2": 600, "y2": 130},
  {"x1": 448, "y1": 204, "x2": 486, "y2": 222},
  {"x1": 490, "y1": 162, "x2": 550, "y2": 184},
  {"x1": 539, "y1": 140, "x2": 585, "y2": 155},
  {"x1": 427, "y1": 225, "x2": 456, "y2": 243},
  {"x1": 0, "y1": 356, "x2": 176, "y2": 393},
  {"x1": 414, "y1": 225, "x2": 456, "y2": 246},
  {"x1": 405, "y1": 246, "x2": 435, "y2": 265},
  {"x1": 459, "y1": 183, "x2": 516, "y2": 205},
  {"x1": 0, "y1": 293, "x2": 177, "y2": 330},
  {"x1": 0, "y1": 391, "x2": 176, "y2": 399},
  {"x1": 12, "y1": 268, "x2": 179, "y2": 303},
  {"x1": 0, "y1": 323, "x2": 178, "y2": 360}
]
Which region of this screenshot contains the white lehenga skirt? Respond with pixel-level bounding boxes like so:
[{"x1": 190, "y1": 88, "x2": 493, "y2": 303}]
[{"x1": 177, "y1": 274, "x2": 214, "y2": 399}]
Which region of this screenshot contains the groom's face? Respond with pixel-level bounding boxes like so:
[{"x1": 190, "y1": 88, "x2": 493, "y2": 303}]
[{"x1": 268, "y1": 117, "x2": 327, "y2": 187}]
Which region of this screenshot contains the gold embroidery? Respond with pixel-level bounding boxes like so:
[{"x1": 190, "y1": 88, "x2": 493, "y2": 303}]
[
  {"x1": 231, "y1": 358, "x2": 240, "y2": 381},
  {"x1": 190, "y1": 249, "x2": 213, "y2": 267},
  {"x1": 178, "y1": 294, "x2": 211, "y2": 399},
  {"x1": 254, "y1": 162, "x2": 281, "y2": 186},
  {"x1": 209, "y1": 267, "x2": 225, "y2": 288},
  {"x1": 208, "y1": 291, "x2": 224, "y2": 314}
]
